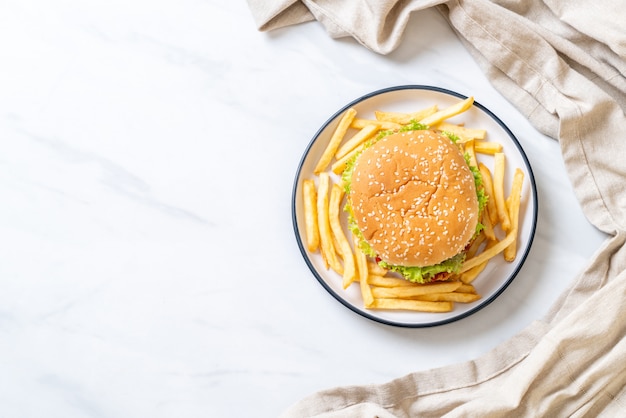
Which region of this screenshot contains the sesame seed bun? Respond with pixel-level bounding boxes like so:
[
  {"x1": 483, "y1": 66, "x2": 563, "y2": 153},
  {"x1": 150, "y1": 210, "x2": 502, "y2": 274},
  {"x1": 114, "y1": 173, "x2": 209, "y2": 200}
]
[{"x1": 349, "y1": 130, "x2": 479, "y2": 267}]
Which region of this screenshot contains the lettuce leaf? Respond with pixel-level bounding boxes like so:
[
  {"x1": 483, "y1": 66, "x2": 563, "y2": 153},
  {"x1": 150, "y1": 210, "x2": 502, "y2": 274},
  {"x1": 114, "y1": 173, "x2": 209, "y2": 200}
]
[
  {"x1": 466, "y1": 154, "x2": 488, "y2": 238},
  {"x1": 379, "y1": 253, "x2": 466, "y2": 284}
]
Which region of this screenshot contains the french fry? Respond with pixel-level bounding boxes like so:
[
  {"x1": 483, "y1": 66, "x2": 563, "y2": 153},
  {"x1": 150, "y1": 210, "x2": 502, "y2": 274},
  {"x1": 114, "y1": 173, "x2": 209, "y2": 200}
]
[
  {"x1": 331, "y1": 142, "x2": 365, "y2": 175},
  {"x1": 466, "y1": 232, "x2": 486, "y2": 259},
  {"x1": 420, "y1": 96, "x2": 475, "y2": 127},
  {"x1": 493, "y1": 153, "x2": 512, "y2": 232},
  {"x1": 504, "y1": 168, "x2": 524, "y2": 262},
  {"x1": 459, "y1": 259, "x2": 489, "y2": 284},
  {"x1": 413, "y1": 292, "x2": 481, "y2": 303},
  {"x1": 474, "y1": 141, "x2": 503, "y2": 155},
  {"x1": 366, "y1": 275, "x2": 415, "y2": 288},
  {"x1": 481, "y1": 206, "x2": 497, "y2": 241},
  {"x1": 314, "y1": 108, "x2": 357, "y2": 174},
  {"x1": 331, "y1": 228, "x2": 343, "y2": 257},
  {"x1": 351, "y1": 118, "x2": 401, "y2": 131},
  {"x1": 316, "y1": 172, "x2": 342, "y2": 272},
  {"x1": 335, "y1": 124, "x2": 378, "y2": 159},
  {"x1": 478, "y1": 162, "x2": 499, "y2": 226},
  {"x1": 460, "y1": 231, "x2": 516, "y2": 273},
  {"x1": 329, "y1": 184, "x2": 357, "y2": 287},
  {"x1": 374, "y1": 105, "x2": 438, "y2": 124},
  {"x1": 367, "y1": 261, "x2": 388, "y2": 276},
  {"x1": 302, "y1": 179, "x2": 319, "y2": 252},
  {"x1": 461, "y1": 223, "x2": 509, "y2": 283},
  {"x1": 353, "y1": 235, "x2": 374, "y2": 305},
  {"x1": 369, "y1": 298, "x2": 453, "y2": 312},
  {"x1": 463, "y1": 139, "x2": 478, "y2": 168},
  {"x1": 456, "y1": 283, "x2": 478, "y2": 294},
  {"x1": 436, "y1": 122, "x2": 486, "y2": 141},
  {"x1": 371, "y1": 281, "x2": 462, "y2": 299}
]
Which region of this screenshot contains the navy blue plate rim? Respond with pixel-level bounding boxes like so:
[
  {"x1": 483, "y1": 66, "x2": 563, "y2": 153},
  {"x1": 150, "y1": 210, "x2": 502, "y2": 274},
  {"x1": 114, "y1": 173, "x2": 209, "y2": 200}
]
[{"x1": 291, "y1": 84, "x2": 538, "y2": 328}]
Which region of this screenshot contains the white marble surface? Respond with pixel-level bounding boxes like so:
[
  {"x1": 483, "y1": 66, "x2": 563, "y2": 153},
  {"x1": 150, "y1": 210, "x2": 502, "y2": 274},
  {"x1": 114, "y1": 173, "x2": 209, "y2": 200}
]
[{"x1": 0, "y1": 1, "x2": 608, "y2": 417}]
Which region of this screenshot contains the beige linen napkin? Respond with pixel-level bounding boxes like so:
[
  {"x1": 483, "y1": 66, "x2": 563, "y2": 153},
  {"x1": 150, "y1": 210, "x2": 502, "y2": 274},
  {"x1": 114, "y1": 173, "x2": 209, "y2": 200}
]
[{"x1": 247, "y1": 0, "x2": 626, "y2": 415}]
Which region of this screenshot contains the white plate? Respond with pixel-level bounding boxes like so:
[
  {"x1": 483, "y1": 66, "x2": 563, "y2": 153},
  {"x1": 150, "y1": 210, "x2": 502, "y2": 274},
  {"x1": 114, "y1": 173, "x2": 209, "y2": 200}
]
[{"x1": 292, "y1": 85, "x2": 538, "y2": 327}]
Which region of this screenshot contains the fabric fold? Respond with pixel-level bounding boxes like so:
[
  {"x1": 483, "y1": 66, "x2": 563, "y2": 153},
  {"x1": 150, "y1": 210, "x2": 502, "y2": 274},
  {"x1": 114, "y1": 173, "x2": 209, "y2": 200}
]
[
  {"x1": 246, "y1": 0, "x2": 313, "y2": 32},
  {"x1": 247, "y1": 0, "x2": 626, "y2": 415},
  {"x1": 281, "y1": 232, "x2": 626, "y2": 416}
]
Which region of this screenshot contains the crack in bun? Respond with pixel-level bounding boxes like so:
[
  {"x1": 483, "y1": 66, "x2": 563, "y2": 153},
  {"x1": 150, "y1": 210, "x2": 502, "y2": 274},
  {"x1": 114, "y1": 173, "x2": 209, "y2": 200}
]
[{"x1": 349, "y1": 130, "x2": 479, "y2": 267}]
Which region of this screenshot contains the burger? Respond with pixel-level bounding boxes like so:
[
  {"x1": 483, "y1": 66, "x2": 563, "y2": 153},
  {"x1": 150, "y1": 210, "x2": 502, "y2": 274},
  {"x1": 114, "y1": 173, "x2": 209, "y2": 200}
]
[{"x1": 343, "y1": 127, "x2": 486, "y2": 284}]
